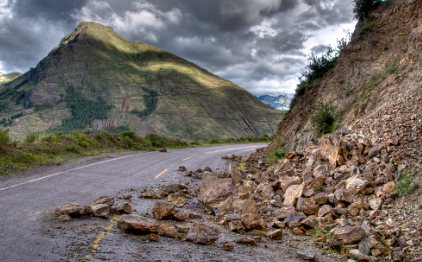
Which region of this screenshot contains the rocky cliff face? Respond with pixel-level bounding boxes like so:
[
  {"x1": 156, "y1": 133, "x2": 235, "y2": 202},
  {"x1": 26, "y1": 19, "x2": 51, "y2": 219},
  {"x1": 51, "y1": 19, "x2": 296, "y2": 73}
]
[{"x1": 0, "y1": 22, "x2": 283, "y2": 140}]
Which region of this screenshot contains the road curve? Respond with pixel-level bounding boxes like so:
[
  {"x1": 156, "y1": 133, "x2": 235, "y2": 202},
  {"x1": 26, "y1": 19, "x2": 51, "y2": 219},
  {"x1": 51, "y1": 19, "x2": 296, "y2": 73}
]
[{"x1": 0, "y1": 143, "x2": 267, "y2": 262}]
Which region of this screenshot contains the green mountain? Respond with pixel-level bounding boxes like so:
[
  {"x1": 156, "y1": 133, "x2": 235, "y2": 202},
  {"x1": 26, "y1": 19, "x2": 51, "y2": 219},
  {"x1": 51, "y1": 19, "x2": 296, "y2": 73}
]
[
  {"x1": 0, "y1": 22, "x2": 283, "y2": 140},
  {"x1": 0, "y1": 72, "x2": 21, "y2": 85}
]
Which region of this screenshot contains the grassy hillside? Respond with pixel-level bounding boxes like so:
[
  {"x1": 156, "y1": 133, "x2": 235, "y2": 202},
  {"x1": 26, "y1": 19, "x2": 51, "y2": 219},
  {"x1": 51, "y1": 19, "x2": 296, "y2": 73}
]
[{"x1": 0, "y1": 22, "x2": 283, "y2": 140}]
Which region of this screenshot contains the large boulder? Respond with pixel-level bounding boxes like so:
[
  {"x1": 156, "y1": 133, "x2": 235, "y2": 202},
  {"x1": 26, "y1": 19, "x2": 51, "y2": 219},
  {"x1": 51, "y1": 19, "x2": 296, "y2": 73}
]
[
  {"x1": 279, "y1": 176, "x2": 301, "y2": 192},
  {"x1": 320, "y1": 136, "x2": 345, "y2": 168},
  {"x1": 151, "y1": 202, "x2": 175, "y2": 220},
  {"x1": 313, "y1": 165, "x2": 329, "y2": 179},
  {"x1": 88, "y1": 204, "x2": 110, "y2": 218},
  {"x1": 198, "y1": 175, "x2": 236, "y2": 213},
  {"x1": 332, "y1": 226, "x2": 366, "y2": 244},
  {"x1": 241, "y1": 213, "x2": 265, "y2": 230},
  {"x1": 283, "y1": 183, "x2": 304, "y2": 206},
  {"x1": 117, "y1": 215, "x2": 158, "y2": 233},
  {"x1": 55, "y1": 203, "x2": 85, "y2": 217},
  {"x1": 185, "y1": 223, "x2": 220, "y2": 245},
  {"x1": 273, "y1": 206, "x2": 296, "y2": 219}
]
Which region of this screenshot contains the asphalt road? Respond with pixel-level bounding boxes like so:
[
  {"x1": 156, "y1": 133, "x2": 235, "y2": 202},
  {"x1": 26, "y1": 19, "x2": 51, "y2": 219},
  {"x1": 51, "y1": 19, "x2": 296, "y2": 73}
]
[{"x1": 0, "y1": 144, "x2": 267, "y2": 262}]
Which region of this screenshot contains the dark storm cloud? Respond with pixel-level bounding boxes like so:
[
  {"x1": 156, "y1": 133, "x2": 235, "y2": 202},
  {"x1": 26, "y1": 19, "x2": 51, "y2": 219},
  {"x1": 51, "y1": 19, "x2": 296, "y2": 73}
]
[
  {"x1": 12, "y1": 0, "x2": 88, "y2": 20},
  {"x1": 0, "y1": 0, "x2": 355, "y2": 95},
  {"x1": 311, "y1": 44, "x2": 329, "y2": 54}
]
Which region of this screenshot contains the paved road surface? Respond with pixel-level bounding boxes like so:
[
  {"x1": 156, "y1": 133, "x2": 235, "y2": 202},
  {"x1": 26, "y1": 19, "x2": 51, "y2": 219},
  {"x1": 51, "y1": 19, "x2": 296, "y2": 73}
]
[{"x1": 0, "y1": 144, "x2": 266, "y2": 262}]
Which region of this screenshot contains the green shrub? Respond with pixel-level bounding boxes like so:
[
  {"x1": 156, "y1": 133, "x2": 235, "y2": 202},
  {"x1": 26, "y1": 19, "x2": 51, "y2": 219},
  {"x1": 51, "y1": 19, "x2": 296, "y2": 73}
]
[
  {"x1": 120, "y1": 130, "x2": 137, "y2": 140},
  {"x1": 25, "y1": 132, "x2": 38, "y2": 143},
  {"x1": 66, "y1": 143, "x2": 79, "y2": 153},
  {"x1": 310, "y1": 102, "x2": 336, "y2": 137},
  {"x1": 40, "y1": 134, "x2": 55, "y2": 142},
  {"x1": 34, "y1": 103, "x2": 54, "y2": 111},
  {"x1": 209, "y1": 138, "x2": 218, "y2": 144},
  {"x1": 237, "y1": 162, "x2": 247, "y2": 171},
  {"x1": 0, "y1": 128, "x2": 10, "y2": 146},
  {"x1": 290, "y1": 31, "x2": 351, "y2": 111},
  {"x1": 386, "y1": 56, "x2": 400, "y2": 74},
  {"x1": 359, "y1": 14, "x2": 377, "y2": 33},
  {"x1": 353, "y1": 0, "x2": 382, "y2": 21},
  {"x1": 266, "y1": 148, "x2": 287, "y2": 165},
  {"x1": 396, "y1": 170, "x2": 418, "y2": 197}
]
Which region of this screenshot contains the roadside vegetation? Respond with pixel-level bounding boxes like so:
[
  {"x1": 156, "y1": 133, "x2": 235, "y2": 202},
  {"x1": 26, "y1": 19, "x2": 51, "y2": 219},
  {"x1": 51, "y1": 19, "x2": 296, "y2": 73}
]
[
  {"x1": 288, "y1": 31, "x2": 351, "y2": 111},
  {"x1": 0, "y1": 128, "x2": 273, "y2": 176}
]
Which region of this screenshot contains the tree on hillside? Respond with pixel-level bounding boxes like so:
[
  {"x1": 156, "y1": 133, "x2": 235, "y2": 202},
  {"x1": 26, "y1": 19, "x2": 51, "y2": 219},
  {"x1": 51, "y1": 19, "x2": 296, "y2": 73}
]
[{"x1": 353, "y1": 0, "x2": 383, "y2": 21}]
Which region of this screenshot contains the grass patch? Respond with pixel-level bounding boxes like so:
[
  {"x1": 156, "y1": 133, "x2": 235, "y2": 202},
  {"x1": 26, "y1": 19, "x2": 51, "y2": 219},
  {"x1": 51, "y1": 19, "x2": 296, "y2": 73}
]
[
  {"x1": 386, "y1": 56, "x2": 400, "y2": 74},
  {"x1": 359, "y1": 14, "x2": 377, "y2": 33},
  {"x1": 396, "y1": 170, "x2": 418, "y2": 197},
  {"x1": 0, "y1": 126, "x2": 274, "y2": 176}
]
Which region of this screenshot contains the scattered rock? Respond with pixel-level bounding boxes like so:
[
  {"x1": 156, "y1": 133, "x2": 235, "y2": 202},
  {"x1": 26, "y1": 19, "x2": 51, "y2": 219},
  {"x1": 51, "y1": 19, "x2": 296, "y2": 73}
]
[
  {"x1": 296, "y1": 251, "x2": 315, "y2": 260},
  {"x1": 185, "y1": 223, "x2": 220, "y2": 245},
  {"x1": 151, "y1": 202, "x2": 175, "y2": 220},
  {"x1": 198, "y1": 175, "x2": 235, "y2": 213},
  {"x1": 266, "y1": 229, "x2": 283, "y2": 240},
  {"x1": 139, "y1": 190, "x2": 169, "y2": 199},
  {"x1": 55, "y1": 203, "x2": 85, "y2": 217},
  {"x1": 159, "y1": 148, "x2": 167, "y2": 152},
  {"x1": 146, "y1": 234, "x2": 160, "y2": 242},
  {"x1": 235, "y1": 237, "x2": 257, "y2": 246},
  {"x1": 178, "y1": 166, "x2": 187, "y2": 172},
  {"x1": 332, "y1": 226, "x2": 366, "y2": 245},
  {"x1": 116, "y1": 203, "x2": 133, "y2": 214},
  {"x1": 222, "y1": 243, "x2": 234, "y2": 251},
  {"x1": 117, "y1": 215, "x2": 158, "y2": 233}
]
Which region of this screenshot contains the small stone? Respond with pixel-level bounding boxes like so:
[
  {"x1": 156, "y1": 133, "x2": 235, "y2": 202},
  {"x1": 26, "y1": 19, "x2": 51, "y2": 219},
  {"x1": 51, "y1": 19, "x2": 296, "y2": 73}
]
[
  {"x1": 116, "y1": 203, "x2": 133, "y2": 214},
  {"x1": 223, "y1": 243, "x2": 234, "y2": 251},
  {"x1": 146, "y1": 234, "x2": 160, "y2": 242},
  {"x1": 159, "y1": 148, "x2": 167, "y2": 152},
  {"x1": 382, "y1": 182, "x2": 396, "y2": 193},
  {"x1": 235, "y1": 238, "x2": 257, "y2": 246},
  {"x1": 185, "y1": 223, "x2": 220, "y2": 245},
  {"x1": 267, "y1": 229, "x2": 283, "y2": 240},
  {"x1": 92, "y1": 196, "x2": 114, "y2": 207},
  {"x1": 178, "y1": 166, "x2": 187, "y2": 171},
  {"x1": 296, "y1": 251, "x2": 315, "y2": 260},
  {"x1": 349, "y1": 249, "x2": 371, "y2": 261},
  {"x1": 57, "y1": 215, "x2": 72, "y2": 222}
]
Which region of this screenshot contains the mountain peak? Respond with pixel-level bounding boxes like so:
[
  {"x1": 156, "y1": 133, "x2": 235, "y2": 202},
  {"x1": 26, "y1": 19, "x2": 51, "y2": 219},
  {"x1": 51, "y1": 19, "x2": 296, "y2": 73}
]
[{"x1": 0, "y1": 22, "x2": 283, "y2": 140}]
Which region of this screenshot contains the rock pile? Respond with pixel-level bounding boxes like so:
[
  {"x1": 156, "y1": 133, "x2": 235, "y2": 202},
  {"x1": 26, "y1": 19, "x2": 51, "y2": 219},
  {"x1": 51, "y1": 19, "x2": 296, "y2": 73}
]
[{"x1": 220, "y1": 129, "x2": 420, "y2": 261}]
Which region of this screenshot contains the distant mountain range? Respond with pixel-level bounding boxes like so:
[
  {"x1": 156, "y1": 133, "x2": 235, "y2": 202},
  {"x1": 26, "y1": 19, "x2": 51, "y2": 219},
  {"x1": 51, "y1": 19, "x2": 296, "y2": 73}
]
[
  {"x1": 0, "y1": 22, "x2": 283, "y2": 140},
  {"x1": 255, "y1": 94, "x2": 291, "y2": 111}
]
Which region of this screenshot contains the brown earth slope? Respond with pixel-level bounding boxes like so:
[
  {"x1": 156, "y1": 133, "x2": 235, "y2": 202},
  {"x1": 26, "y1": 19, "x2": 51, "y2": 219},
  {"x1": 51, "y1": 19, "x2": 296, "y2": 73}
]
[{"x1": 262, "y1": 0, "x2": 422, "y2": 260}]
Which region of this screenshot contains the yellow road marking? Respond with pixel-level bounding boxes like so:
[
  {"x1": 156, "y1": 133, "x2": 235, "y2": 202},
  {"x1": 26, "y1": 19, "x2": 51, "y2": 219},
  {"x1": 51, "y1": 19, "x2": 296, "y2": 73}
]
[
  {"x1": 182, "y1": 157, "x2": 192, "y2": 161},
  {"x1": 155, "y1": 169, "x2": 168, "y2": 179},
  {"x1": 83, "y1": 214, "x2": 120, "y2": 260},
  {"x1": 204, "y1": 145, "x2": 261, "y2": 154}
]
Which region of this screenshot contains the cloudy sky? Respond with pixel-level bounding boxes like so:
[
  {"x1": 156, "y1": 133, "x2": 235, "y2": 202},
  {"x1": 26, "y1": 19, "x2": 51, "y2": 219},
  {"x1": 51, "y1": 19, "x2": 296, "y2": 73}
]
[{"x1": 0, "y1": 0, "x2": 356, "y2": 96}]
